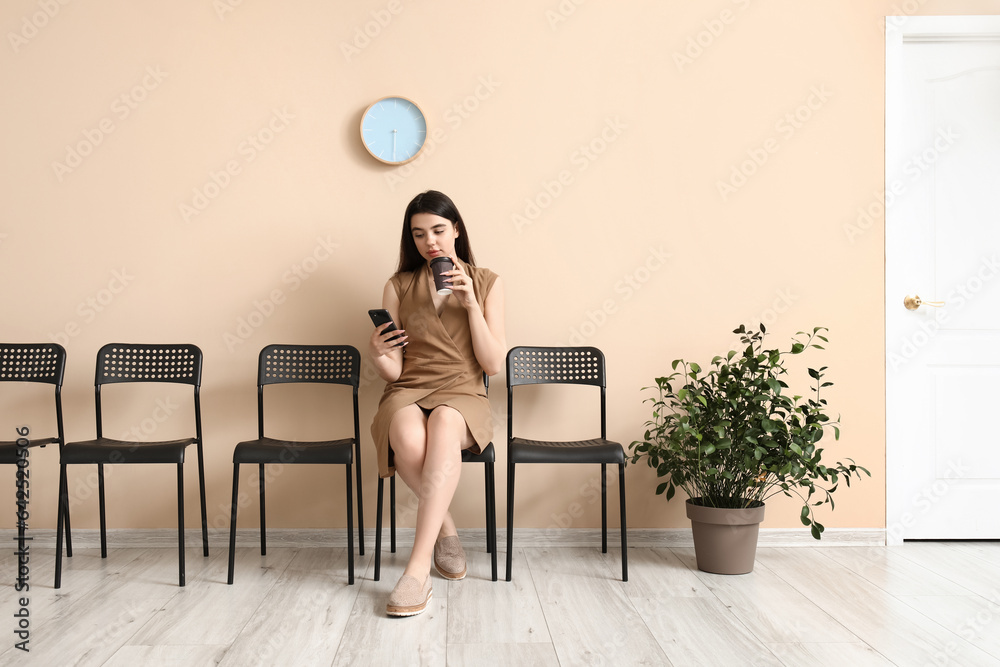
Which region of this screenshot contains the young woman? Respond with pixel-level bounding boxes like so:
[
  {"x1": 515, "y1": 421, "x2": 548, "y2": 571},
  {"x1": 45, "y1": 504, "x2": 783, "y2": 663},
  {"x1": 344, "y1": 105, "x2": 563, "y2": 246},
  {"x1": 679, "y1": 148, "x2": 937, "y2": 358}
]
[{"x1": 369, "y1": 190, "x2": 506, "y2": 617}]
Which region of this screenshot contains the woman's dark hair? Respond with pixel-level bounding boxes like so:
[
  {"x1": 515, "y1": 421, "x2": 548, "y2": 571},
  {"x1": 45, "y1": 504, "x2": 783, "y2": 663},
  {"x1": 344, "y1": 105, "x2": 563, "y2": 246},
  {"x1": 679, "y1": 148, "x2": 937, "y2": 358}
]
[{"x1": 396, "y1": 190, "x2": 476, "y2": 274}]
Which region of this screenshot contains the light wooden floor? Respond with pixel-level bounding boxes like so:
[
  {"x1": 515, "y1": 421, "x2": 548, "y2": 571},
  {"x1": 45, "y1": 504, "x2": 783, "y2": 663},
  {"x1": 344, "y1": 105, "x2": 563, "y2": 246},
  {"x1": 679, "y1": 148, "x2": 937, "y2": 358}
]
[{"x1": 2, "y1": 540, "x2": 999, "y2": 666}]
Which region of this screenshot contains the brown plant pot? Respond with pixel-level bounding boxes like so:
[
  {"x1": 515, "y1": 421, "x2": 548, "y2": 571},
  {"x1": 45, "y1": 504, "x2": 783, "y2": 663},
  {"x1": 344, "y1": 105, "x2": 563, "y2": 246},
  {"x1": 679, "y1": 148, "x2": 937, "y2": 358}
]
[{"x1": 685, "y1": 498, "x2": 766, "y2": 575}]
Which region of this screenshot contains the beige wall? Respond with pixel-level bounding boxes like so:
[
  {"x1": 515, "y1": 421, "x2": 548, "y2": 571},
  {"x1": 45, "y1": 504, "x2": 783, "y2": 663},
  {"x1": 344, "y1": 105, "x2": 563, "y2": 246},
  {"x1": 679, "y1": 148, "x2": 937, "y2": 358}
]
[{"x1": 3, "y1": 0, "x2": 998, "y2": 534}]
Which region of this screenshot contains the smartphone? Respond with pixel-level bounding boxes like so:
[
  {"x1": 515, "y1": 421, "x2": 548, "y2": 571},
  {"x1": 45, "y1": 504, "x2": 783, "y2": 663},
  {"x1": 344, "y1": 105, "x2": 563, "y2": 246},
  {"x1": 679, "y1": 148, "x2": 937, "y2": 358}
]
[{"x1": 368, "y1": 309, "x2": 405, "y2": 346}]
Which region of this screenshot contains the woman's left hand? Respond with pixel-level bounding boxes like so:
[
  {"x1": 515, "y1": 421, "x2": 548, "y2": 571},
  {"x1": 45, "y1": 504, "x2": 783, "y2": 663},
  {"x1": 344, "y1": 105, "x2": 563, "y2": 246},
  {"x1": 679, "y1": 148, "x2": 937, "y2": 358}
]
[{"x1": 445, "y1": 258, "x2": 478, "y2": 311}]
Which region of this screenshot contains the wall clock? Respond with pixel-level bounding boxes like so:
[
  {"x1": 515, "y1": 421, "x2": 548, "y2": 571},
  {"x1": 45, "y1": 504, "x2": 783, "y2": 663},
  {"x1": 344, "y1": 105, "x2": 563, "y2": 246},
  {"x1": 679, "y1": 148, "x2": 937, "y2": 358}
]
[{"x1": 360, "y1": 96, "x2": 427, "y2": 165}]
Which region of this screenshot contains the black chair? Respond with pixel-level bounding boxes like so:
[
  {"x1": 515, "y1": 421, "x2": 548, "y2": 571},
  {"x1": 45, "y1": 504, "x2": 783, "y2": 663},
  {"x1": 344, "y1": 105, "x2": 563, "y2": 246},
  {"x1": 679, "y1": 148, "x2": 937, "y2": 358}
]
[
  {"x1": 55, "y1": 344, "x2": 208, "y2": 588},
  {"x1": 374, "y1": 375, "x2": 497, "y2": 582},
  {"x1": 505, "y1": 346, "x2": 627, "y2": 582},
  {"x1": 227, "y1": 345, "x2": 364, "y2": 585},
  {"x1": 1, "y1": 343, "x2": 72, "y2": 556}
]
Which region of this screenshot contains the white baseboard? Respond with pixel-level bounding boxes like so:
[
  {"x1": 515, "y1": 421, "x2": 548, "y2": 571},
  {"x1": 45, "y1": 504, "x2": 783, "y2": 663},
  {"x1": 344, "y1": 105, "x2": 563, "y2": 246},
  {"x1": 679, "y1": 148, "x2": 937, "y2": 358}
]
[{"x1": 1, "y1": 527, "x2": 886, "y2": 549}]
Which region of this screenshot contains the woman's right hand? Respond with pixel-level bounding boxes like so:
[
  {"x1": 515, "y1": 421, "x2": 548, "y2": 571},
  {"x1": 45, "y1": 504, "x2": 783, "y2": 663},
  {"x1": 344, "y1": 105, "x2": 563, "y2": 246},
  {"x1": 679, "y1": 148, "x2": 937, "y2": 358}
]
[{"x1": 369, "y1": 322, "x2": 407, "y2": 358}]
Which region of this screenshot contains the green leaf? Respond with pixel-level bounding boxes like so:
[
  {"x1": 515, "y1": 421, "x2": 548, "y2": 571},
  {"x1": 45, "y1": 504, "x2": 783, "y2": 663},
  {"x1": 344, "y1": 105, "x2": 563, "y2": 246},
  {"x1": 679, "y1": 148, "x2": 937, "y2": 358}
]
[
  {"x1": 791, "y1": 343, "x2": 805, "y2": 354},
  {"x1": 800, "y1": 505, "x2": 811, "y2": 526},
  {"x1": 690, "y1": 362, "x2": 701, "y2": 374}
]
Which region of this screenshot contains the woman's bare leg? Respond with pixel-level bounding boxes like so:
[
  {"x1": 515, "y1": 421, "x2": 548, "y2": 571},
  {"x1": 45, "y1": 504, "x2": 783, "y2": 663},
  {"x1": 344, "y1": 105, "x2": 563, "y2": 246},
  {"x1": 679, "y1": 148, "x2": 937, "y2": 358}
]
[{"x1": 388, "y1": 404, "x2": 474, "y2": 582}]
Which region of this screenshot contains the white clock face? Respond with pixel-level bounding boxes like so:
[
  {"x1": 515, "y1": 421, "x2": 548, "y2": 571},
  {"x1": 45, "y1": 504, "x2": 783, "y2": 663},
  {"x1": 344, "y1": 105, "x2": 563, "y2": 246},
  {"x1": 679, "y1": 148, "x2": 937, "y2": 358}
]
[{"x1": 360, "y1": 97, "x2": 427, "y2": 165}]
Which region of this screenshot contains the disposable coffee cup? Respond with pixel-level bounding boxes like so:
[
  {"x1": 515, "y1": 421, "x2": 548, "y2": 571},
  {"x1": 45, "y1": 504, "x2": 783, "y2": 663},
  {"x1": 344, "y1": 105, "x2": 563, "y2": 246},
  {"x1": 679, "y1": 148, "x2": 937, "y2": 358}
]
[{"x1": 431, "y1": 256, "x2": 454, "y2": 295}]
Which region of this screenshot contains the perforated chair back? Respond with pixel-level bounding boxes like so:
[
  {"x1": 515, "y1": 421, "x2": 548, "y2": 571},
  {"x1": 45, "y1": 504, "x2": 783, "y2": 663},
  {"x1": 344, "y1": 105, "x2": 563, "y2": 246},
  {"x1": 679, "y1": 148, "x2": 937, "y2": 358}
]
[
  {"x1": 255, "y1": 345, "x2": 360, "y2": 440},
  {"x1": 258, "y1": 345, "x2": 360, "y2": 387},
  {"x1": 507, "y1": 347, "x2": 606, "y2": 387},
  {"x1": 95, "y1": 343, "x2": 201, "y2": 386},
  {"x1": 507, "y1": 346, "x2": 608, "y2": 441},
  {"x1": 0, "y1": 343, "x2": 67, "y2": 451},
  {"x1": 0, "y1": 343, "x2": 67, "y2": 386},
  {"x1": 93, "y1": 344, "x2": 202, "y2": 441}
]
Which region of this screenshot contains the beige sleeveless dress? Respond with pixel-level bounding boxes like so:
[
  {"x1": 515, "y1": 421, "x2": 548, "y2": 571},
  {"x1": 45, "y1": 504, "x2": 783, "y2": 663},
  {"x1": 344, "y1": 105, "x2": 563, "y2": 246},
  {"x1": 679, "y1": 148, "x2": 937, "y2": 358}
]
[{"x1": 370, "y1": 259, "x2": 499, "y2": 478}]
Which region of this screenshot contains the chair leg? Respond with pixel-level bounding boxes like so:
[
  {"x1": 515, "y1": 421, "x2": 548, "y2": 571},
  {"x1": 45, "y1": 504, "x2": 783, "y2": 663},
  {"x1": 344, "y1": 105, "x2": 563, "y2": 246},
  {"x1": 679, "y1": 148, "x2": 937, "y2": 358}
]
[
  {"x1": 484, "y1": 466, "x2": 492, "y2": 555},
  {"x1": 354, "y1": 446, "x2": 364, "y2": 557},
  {"x1": 487, "y1": 461, "x2": 497, "y2": 582},
  {"x1": 60, "y1": 467, "x2": 73, "y2": 558},
  {"x1": 506, "y1": 462, "x2": 515, "y2": 582},
  {"x1": 489, "y1": 462, "x2": 498, "y2": 557},
  {"x1": 198, "y1": 443, "x2": 209, "y2": 557},
  {"x1": 258, "y1": 463, "x2": 266, "y2": 556},
  {"x1": 228, "y1": 463, "x2": 240, "y2": 585},
  {"x1": 619, "y1": 463, "x2": 628, "y2": 582},
  {"x1": 389, "y1": 474, "x2": 396, "y2": 553},
  {"x1": 177, "y1": 463, "x2": 185, "y2": 587},
  {"x1": 98, "y1": 464, "x2": 107, "y2": 559},
  {"x1": 601, "y1": 463, "x2": 608, "y2": 554},
  {"x1": 345, "y1": 465, "x2": 355, "y2": 585},
  {"x1": 375, "y1": 476, "x2": 384, "y2": 582},
  {"x1": 54, "y1": 464, "x2": 68, "y2": 588}
]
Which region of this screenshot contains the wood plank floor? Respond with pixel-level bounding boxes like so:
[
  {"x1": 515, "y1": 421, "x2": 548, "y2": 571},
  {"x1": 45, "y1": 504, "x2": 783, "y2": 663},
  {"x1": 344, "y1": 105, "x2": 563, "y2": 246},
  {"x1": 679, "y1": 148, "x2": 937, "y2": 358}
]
[{"x1": 1, "y1": 541, "x2": 999, "y2": 666}]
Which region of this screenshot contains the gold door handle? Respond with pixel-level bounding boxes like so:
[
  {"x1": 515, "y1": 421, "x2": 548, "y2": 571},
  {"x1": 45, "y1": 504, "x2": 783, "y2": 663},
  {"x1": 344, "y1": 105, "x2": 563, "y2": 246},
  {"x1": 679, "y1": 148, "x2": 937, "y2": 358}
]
[{"x1": 903, "y1": 294, "x2": 945, "y2": 311}]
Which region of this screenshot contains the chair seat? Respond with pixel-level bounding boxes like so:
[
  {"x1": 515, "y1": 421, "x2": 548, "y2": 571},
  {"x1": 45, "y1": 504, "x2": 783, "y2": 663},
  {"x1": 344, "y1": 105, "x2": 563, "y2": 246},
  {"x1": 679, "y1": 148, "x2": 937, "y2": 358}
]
[
  {"x1": 0, "y1": 438, "x2": 58, "y2": 464},
  {"x1": 462, "y1": 441, "x2": 495, "y2": 464},
  {"x1": 62, "y1": 437, "x2": 197, "y2": 464},
  {"x1": 233, "y1": 436, "x2": 354, "y2": 465},
  {"x1": 509, "y1": 437, "x2": 624, "y2": 465}
]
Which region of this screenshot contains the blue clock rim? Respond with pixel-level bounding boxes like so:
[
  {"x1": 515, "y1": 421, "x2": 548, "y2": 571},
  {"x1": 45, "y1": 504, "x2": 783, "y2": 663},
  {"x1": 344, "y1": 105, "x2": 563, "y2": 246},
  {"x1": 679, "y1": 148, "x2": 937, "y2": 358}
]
[{"x1": 360, "y1": 95, "x2": 428, "y2": 165}]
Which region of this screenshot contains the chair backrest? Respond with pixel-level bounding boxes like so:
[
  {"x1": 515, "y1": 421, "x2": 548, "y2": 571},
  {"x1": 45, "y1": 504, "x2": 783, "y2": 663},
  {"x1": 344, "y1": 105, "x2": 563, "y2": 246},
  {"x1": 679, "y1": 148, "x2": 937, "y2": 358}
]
[
  {"x1": 505, "y1": 346, "x2": 608, "y2": 440},
  {"x1": 93, "y1": 344, "x2": 203, "y2": 440},
  {"x1": 258, "y1": 345, "x2": 360, "y2": 388},
  {"x1": 0, "y1": 343, "x2": 67, "y2": 444},
  {"x1": 255, "y1": 344, "x2": 361, "y2": 441},
  {"x1": 507, "y1": 346, "x2": 606, "y2": 387},
  {"x1": 95, "y1": 344, "x2": 202, "y2": 386},
  {"x1": 0, "y1": 343, "x2": 66, "y2": 386}
]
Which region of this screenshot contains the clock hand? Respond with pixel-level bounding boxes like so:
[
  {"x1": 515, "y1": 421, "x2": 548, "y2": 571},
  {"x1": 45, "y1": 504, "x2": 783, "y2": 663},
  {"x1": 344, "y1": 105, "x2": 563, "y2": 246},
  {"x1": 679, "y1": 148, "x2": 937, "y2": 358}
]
[{"x1": 392, "y1": 129, "x2": 397, "y2": 161}]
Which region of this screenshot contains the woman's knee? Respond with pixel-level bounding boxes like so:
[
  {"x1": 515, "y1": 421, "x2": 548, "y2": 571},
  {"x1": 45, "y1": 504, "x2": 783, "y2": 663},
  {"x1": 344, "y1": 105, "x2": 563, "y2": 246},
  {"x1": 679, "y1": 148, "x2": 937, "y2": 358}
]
[
  {"x1": 427, "y1": 406, "x2": 475, "y2": 449},
  {"x1": 389, "y1": 405, "x2": 428, "y2": 462}
]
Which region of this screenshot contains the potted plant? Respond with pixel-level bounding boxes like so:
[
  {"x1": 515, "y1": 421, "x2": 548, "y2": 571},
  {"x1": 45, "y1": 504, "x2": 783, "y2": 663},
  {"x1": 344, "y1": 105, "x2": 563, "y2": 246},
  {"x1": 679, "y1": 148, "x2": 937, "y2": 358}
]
[{"x1": 629, "y1": 325, "x2": 869, "y2": 574}]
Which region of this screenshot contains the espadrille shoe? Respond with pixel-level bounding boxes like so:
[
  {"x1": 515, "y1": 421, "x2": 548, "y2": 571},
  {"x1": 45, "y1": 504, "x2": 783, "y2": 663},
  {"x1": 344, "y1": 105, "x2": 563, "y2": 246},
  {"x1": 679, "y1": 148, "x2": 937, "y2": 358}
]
[
  {"x1": 434, "y1": 535, "x2": 467, "y2": 580},
  {"x1": 386, "y1": 575, "x2": 432, "y2": 617}
]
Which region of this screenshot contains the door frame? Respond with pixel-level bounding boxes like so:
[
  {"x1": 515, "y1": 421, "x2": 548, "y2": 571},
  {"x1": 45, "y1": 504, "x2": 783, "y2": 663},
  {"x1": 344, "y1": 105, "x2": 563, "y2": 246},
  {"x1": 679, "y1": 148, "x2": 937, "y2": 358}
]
[{"x1": 885, "y1": 15, "x2": 1000, "y2": 546}]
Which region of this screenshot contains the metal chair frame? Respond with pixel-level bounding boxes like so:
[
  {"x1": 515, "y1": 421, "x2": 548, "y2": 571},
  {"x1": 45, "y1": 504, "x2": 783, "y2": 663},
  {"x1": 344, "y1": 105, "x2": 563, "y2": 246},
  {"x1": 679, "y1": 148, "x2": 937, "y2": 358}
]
[
  {"x1": 505, "y1": 346, "x2": 628, "y2": 582},
  {"x1": 0, "y1": 343, "x2": 73, "y2": 562},
  {"x1": 55, "y1": 343, "x2": 208, "y2": 588},
  {"x1": 227, "y1": 344, "x2": 364, "y2": 585}
]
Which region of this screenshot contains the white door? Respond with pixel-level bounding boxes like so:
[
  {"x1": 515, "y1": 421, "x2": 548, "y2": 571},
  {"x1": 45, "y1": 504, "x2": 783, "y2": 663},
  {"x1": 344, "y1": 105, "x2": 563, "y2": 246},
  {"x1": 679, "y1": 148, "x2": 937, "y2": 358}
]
[{"x1": 886, "y1": 16, "x2": 1000, "y2": 543}]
